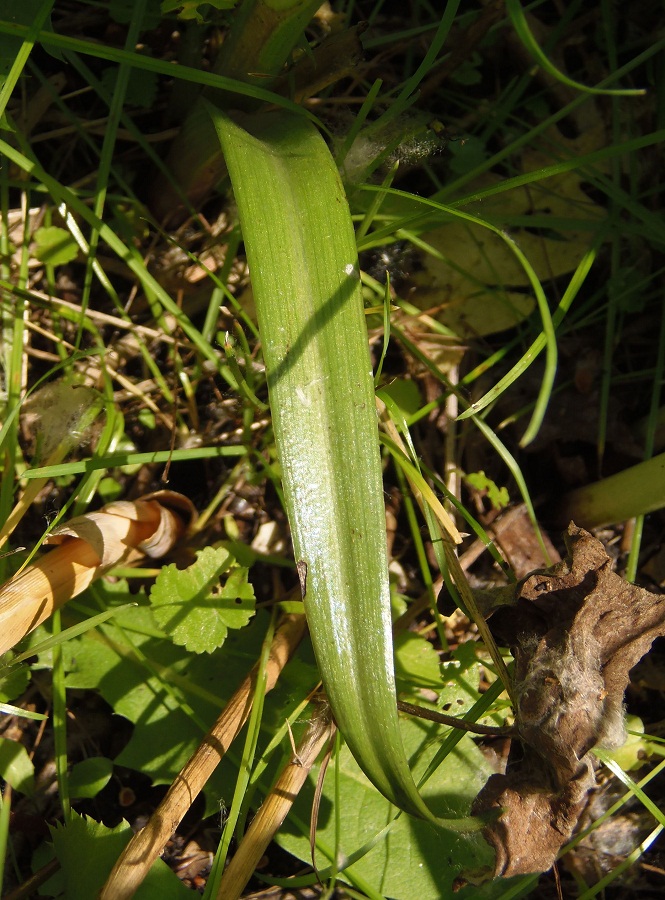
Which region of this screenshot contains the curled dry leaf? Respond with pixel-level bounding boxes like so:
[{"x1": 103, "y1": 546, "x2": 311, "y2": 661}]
[
  {"x1": 471, "y1": 523, "x2": 665, "y2": 877},
  {"x1": 0, "y1": 491, "x2": 195, "y2": 656}
]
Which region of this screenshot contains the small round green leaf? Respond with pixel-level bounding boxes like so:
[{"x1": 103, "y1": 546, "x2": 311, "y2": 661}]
[
  {"x1": 33, "y1": 225, "x2": 79, "y2": 266},
  {"x1": 69, "y1": 757, "x2": 114, "y2": 799},
  {"x1": 0, "y1": 736, "x2": 34, "y2": 795}
]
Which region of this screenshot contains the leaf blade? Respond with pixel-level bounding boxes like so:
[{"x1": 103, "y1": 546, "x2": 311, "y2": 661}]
[{"x1": 209, "y1": 105, "x2": 479, "y2": 828}]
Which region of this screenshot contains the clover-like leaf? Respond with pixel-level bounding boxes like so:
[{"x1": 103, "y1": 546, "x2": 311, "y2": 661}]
[
  {"x1": 33, "y1": 225, "x2": 79, "y2": 266},
  {"x1": 465, "y1": 470, "x2": 510, "y2": 511},
  {"x1": 161, "y1": 0, "x2": 236, "y2": 23},
  {"x1": 149, "y1": 545, "x2": 255, "y2": 653}
]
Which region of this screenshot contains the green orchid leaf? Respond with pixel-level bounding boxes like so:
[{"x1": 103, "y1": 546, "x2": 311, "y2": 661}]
[{"x1": 208, "y1": 103, "x2": 482, "y2": 831}]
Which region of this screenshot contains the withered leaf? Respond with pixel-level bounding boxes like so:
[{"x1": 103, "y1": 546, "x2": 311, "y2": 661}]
[{"x1": 472, "y1": 523, "x2": 665, "y2": 877}]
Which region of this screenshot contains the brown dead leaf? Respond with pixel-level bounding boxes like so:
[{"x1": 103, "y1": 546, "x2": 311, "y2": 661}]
[
  {"x1": 459, "y1": 503, "x2": 561, "y2": 580},
  {"x1": 472, "y1": 523, "x2": 665, "y2": 877}
]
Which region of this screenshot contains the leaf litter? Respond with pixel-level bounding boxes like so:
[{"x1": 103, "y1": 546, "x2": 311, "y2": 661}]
[{"x1": 470, "y1": 522, "x2": 665, "y2": 878}]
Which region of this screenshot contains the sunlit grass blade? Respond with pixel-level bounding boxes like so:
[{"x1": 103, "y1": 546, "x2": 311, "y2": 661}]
[
  {"x1": 0, "y1": 0, "x2": 53, "y2": 118},
  {"x1": 0, "y1": 17, "x2": 321, "y2": 122},
  {"x1": 456, "y1": 241, "x2": 599, "y2": 423},
  {"x1": 9, "y1": 603, "x2": 137, "y2": 665},
  {"x1": 505, "y1": 0, "x2": 645, "y2": 97},
  {"x1": 358, "y1": 184, "x2": 557, "y2": 446},
  {"x1": 208, "y1": 104, "x2": 480, "y2": 829},
  {"x1": 376, "y1": 407, "x2": 514, "y2": 702},
  {"x1": 20, "y1": 446, "x2": 247, "y2": 480},
  {"x1": 432, "y1": 39, "x2": 665, "y2": 205},
  {"x1": 593, "y1": 749, "x2": 665, "y2": 828},
  {"x1": 0, "y1": 703, "x2": 47, "y2": 720},
  {"x1": 360, "y1": 0, "x2": 460, "y2": 143}
]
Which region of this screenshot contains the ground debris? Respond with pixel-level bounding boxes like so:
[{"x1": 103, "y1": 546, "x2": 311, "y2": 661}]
[{"x1": 471, "y1": 523, "x2": 665, "y2": 877}]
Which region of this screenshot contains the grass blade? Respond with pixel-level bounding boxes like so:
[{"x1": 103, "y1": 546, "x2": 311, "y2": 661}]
[{"x1": 505, "y1": 0, "x2": 644, "y2": 97}]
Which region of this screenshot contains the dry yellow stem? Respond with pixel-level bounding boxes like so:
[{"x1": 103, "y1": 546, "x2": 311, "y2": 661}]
[
  {"x1": 376, "y1": 396, "x2": 462, "y2": 543},
  {"x1": 99, "y1": 612, "x2": 307, "y2": 900},
  {"x1": 0, "y1": 491, "x2": 194, "y2": 655},
  {"x1": 215, "y1": 704, "x2": 333, "y2": 900}
]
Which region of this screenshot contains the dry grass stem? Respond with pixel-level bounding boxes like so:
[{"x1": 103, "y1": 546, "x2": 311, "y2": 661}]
[
  {"x1": 215, "y1": 704, "x2": 334, "y2": 900},
  {"x1": 99, "y1": 612, "x2": 307, "y2": 900}
]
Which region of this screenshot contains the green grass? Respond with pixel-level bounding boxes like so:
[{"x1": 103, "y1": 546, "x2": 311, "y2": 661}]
[{"x1": 1, "y1": 1, "x2": 664, "y2": 898}]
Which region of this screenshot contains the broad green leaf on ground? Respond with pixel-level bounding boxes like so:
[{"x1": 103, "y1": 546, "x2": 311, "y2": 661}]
[
  {"x1": 412, "y1": 123, "x2": 607, "y2": 340},
  {"x1": 379, "y1": 377, "x2": 423, "y2": 419},
  {"x1": 605, "y1": 716, "x2": 656, "y2": 772},
  {"x1": 149, "y1": 545, "x2": 255, "y2": 653},
  {"x1": 438, "y1": 646, "x2": 483, "y2": 711},
  {"x1": 0, "y1": 736, "x2": 34, "y2": 795},
  {"x1": 69, "y1": 756, "x2": 114, "y2": 799},
  {"x1": 449, "y1": 135, "x2": 488, "y2": 173},
  {"x1": 62, "y1": 578, "x2": 267, "y2": 811},
  {"x1": 0, "y1": 661, "x2": 29, "y2": 701},
  {"x1": 33, "y1": 225, "x2": 79, "y2": 266},
  {"x1": 396, "y1": 638, "x2": 489, "y2": 724},
  {"x1": 48, "y1": 812, "x2": 190, "y2": 900},
  {"x1": 394, "y1": 632, "x2": 444, "y2": 692},
  {"x1": 278, "y1": 713, "x2": 495, "y2": 899}
]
